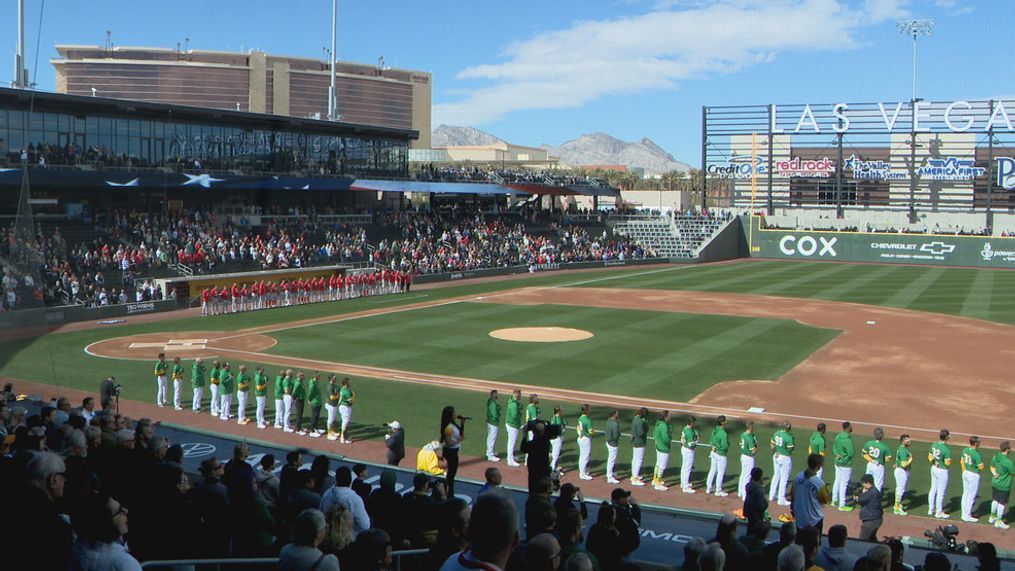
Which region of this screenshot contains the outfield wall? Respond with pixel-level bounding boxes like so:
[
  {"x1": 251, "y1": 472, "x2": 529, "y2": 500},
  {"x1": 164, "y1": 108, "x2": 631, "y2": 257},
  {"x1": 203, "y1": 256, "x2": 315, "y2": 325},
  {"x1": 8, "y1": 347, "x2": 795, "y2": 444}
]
[{"x1": 742, "y1": 215, "x2": 1015, "y2": 268}]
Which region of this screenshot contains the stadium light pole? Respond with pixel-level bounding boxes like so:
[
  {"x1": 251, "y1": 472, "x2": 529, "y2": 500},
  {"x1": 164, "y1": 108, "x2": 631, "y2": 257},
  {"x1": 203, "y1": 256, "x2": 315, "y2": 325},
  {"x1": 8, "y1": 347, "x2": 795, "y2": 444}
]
[
  {"x1": 897, "y1": 19, "x2": 933, "y2": 102},
  {"x1": 13, "y1": 0, "x2": 26, "y2": 88},
  {"x1": 327, "y1": 0, "x2": 338, "y2": 121}
]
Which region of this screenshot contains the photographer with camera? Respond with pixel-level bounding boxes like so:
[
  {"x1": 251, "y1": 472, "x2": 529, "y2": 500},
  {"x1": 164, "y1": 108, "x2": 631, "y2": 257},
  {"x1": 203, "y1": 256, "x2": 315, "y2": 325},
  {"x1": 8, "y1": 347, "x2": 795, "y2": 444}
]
[
  {"x1": 853, "y1": 473, "x2": 883, "y2": 541},
  {"x1": 441, "y1": 406, "x2": 468, "y2": 496}
]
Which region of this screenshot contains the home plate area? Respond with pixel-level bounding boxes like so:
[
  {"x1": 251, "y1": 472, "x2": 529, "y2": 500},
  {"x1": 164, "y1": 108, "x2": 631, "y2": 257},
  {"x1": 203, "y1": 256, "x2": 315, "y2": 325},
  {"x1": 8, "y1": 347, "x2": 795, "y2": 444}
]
[{"x1": 87, "y1": 331, "x2": 277, "y2": 360}]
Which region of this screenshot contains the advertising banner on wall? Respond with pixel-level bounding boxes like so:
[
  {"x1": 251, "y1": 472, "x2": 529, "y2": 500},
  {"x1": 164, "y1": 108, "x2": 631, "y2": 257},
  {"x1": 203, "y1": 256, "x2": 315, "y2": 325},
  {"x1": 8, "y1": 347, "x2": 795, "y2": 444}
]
[{"x1": 745, "y1": 216, "x2": 1015, "y2": 268}]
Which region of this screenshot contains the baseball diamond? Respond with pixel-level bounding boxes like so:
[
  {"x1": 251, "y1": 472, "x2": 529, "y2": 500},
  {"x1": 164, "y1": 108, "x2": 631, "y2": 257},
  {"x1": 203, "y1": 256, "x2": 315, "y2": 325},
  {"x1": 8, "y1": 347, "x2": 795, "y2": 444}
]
[{"x1": 3, "y1": 258, "x2": 1015, "y2": 550}]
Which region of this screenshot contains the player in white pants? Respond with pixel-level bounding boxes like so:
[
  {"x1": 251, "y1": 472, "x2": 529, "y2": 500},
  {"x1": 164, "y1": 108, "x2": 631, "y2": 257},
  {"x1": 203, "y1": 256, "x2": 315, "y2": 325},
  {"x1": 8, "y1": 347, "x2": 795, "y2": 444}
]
[
  {"x1": 605, "y1": 410, "x2": 621, "y2": 484},
  {"x1": 679, "y1": 417, "x2": 699, "y2": 493},
  {"x1": 738, "y1": 421, "x2": 758, "y2": 499},
  {"x1": 893, "y1": 434, "x2": 912, "y2": 515},
  {"x1": 705, "y1": 415, "x2": 729, "y2": 496},
  {"x1": 154, "y1": 353, "x2": 168, "y2": 408},
  {"x1": 191, "y1": 357, "x2": 205, "y2": 413},
  {"x1": 770, "y1": 453, "x2": 793, "y2": 504},
  {"x1": 209, "y1": 361, "x2": 221, "y2": 417},
  {"x1": 274, "y1": 371, "x2": 287, "y2": 429},
  {"x1": 549, "y1": 406, "x2": 565, "y2": 470},
  {"x1": 577, "y1": 404, "x2": 594, "y2": 480},
  {"x1": 282, "y1": 382, "x2": 294, "y2": 433},
  {"x1": 485, "y1": 390, "x2": 501, "y2": 461},
  {"x1": 630, "y1": 407, "x2": 649, "y2": 486},
  {"x1": 960, "y1": 436, "x2": 985, "y2": 522},
  {"x1": 831, "y1": 421, "x2": 855, "y2": 509},
  {"x1": 928, "y1": 429, "x2": 953, "y2": 518},
  {"x1": 337, "y1": 378, "x2": 355, "y2": 444},
  {"x1": 254, "y1": 368, "x2": 268, "y2": 429},
  {"x1": 235, "y1": 365, "x2": 250, "y2": 425}
]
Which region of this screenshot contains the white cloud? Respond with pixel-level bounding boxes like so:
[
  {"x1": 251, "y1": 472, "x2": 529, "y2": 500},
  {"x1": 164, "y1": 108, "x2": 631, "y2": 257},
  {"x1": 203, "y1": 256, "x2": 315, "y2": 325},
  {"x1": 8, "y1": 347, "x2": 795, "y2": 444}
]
[
  {"x1": 933, "y1": 0, "x2": 973, "y2": 15},
  {"x1": 434, "y1": 0, "x2": 908, "y2": 126}
]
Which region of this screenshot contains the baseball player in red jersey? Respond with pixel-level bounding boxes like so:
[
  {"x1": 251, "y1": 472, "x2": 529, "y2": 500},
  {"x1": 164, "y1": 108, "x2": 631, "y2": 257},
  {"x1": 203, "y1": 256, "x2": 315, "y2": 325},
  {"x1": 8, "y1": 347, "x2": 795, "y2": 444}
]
[
  {"x1": 336, "y1": 273, "x2": 345, "y2": 300},
  {"x1": 270, "y1": 280, "x2": 279, "y2": 307},
  {"x1": 405, "y1": 270, "x2": 412, "y2": 292},
  {"x1": 240, "y1": 283, "x2": 249, "y2": 312},
  {"x1": 201, "y1": 288, "x2": 212, "y2": 316},
  {"x1": 251, "y1": 281, "x2": 260, "y2": 310},
  {"x1": 220, "y1": 285, "x2": 231, "y2": 314},
  {"x1": 209, "y1": 286, "x2": 219, "y2": 315},
  {"x1": 317, "y1": 277, "x2": 326, "y2": 302},
  {"x1": 229, "y1": 283, "x2": 239, "y2": 313},
  {"x1": 282, "y1": 279, "x2": 291, "y2": 306},
  {"x1": 328, "y1": 274, "x2": 337, "y2": 301}
]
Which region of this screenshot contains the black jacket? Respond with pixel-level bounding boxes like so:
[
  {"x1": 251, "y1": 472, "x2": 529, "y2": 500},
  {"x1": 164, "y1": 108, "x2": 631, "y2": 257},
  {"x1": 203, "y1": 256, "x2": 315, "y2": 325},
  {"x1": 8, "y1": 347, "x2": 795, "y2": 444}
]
[
  {"x1": 857, "y1": 486, "x2": 883, "y2": 522},
  {"x1": 744, "y1": 480, "x2": 769, "y2": 528},
  {"x1": 386, "y1": 428, "x2": 405, "y2": 465}
]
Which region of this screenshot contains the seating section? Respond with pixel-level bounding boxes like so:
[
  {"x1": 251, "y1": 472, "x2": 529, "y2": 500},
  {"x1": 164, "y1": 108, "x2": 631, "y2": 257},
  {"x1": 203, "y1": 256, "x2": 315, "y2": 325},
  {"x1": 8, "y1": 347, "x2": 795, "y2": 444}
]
[{"x1": 611, "y1": 211, "x2": 733, "y2": 259}]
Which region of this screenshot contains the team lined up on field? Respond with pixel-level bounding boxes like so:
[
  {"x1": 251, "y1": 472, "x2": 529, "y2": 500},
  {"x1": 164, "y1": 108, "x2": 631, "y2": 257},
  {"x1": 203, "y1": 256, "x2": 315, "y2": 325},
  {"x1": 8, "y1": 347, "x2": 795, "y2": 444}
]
[
  {"x1": 199, "y1": 269, "x2": 412, "y2": 316},
  {"x1": 480, "y1": 391, "x2": 1013, "y2": 530},
  {"x1": 153, "y1": 354, "x2": 358, "y2": 443}
]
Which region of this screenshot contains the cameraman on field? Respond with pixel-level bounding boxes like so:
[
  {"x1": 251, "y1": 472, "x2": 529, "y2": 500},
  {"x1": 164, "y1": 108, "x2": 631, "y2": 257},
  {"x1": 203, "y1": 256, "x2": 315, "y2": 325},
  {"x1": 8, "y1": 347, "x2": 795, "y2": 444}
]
[{"x1": 521, "y1": 419, "x2": 562, "y2": 493}]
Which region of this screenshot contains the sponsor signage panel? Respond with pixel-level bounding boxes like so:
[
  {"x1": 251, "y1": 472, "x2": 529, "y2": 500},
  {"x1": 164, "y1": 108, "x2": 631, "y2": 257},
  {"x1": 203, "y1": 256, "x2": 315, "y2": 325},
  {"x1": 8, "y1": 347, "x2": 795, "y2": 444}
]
[{"x1": 748, "y1": 217, "x2": 1015, "y2": 268}]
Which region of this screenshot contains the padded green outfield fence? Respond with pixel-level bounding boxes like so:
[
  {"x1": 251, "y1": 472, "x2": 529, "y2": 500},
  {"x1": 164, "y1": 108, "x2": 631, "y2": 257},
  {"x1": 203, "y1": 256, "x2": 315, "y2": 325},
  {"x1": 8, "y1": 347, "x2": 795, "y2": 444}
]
[{"x1": 745, "y1": 215, "x2": 1015, "y2": 268}]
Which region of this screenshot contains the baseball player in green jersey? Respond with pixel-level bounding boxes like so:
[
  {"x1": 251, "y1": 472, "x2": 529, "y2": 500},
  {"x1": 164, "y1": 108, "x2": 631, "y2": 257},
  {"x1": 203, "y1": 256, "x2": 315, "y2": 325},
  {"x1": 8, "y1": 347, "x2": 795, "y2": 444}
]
[
  {"x1": 190, "y1": 357, "x2": 206, "y2": 413},
  {"x1": 485, "y1": 390, "x2": 502, "y2": 462},
  {"x1": 292, "y1": 372, "x2": 307, "y2": 435},
  {"x1": 505, "y1": 389, "x2": 523, "y2": 467},
  {"x1": 523, "y1": 394, "x2": 541, "y2": 466},
  {"x1": 630, "y1": 407, "x2": 649, "y2": 487},
  {"x1": 832, "y1": 421, "x2": 855, "y2": 511},
  {"x1": 273, "y1": 370, "x2": 286, "y2": 429},
  {"x1": 577, "y1": 404, "x2": 595, "y2": 480},
  {"x1": 928, "y1": 429, "x2": 953, "y2": 519},
  {"x1": 862, "y1": 427, "x2": 892, "y2": 492},
  {"x1": 737, "y1": 420, "x2": 758, "y2": 500},
  {"x1": 652, "y1": 410, "x2": 672, "y2": 491},
  {"x1": 307, "y1": 373, "x2": 323, "y2": 438},
  {"x1": 893, "y1": 434, "x2": 913, "y2": 515},
  {"x1": 235, "y1": 365, "x2": 251, "y2": 425},
  {"x1": 706, "y1": 415, "x2": 730, "y2": 496},
  {"x1": 525, "y1": 394, "x2": 541, "y2": 424},
  {"x1": 325, "y1": 374, "x2": 341, "y2": 440},
  {"x1": 605, "y1": 409, "x2": 621, "y2": 484},
  {"x1": 209, "y1": 360, "x2": 222, "y2": 417},
  {"x1": 680, "y1": 416, "x2": 700, "y2": 493},
  {"x1": 171, "y1": 356, "x2": 185, "y2": 410},
  {"x1": 769, "y1": 422, "x2": 795, "y2": 506},
  {"x1": 960, "y1": 436, "x2": 985, "y2": 522},
  {"x1": 154, "y1": 353, "x2": 168, "y2": 408},
  {"x1": 218, "y1": 363, "x2": 235, "y2": 421},
  {"x1": 809, "y1": 423, "x2": 827, "y2": 479},
  {"x1": 990, "y1": 441, "x2": 1013, "y2": 529},
  {"x1": 253, "y1": 367, "x2": 268, "y2": 429},
  {"x1": 337, "y1": 378, "x2": 355, "y2": 443},
  {"x1": 550, "y1": 405, "x2": 566, "y2": 471},
  {"x1": 282, "y1": 369, "x2": 295, "y2": 432}
]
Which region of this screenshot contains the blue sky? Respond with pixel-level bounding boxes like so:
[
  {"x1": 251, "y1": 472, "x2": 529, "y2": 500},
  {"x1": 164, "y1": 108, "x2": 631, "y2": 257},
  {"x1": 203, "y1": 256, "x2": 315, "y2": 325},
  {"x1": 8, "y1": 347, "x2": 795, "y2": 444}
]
[{"x1": 2, "y1": 0, "x2": 1012, "y2": 163}]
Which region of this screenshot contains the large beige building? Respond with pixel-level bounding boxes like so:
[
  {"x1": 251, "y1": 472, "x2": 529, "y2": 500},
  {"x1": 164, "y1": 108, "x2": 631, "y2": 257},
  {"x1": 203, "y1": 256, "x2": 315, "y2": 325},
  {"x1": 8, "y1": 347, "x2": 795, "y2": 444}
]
[{"x1": 51, "y1": 45, "x2": 431, "y2": 148}]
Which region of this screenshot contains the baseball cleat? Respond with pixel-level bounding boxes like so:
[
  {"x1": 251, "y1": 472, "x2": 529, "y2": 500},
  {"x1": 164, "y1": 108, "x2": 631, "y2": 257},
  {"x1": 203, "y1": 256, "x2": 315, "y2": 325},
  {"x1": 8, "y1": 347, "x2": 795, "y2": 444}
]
[
  {"x1": 838, "y1": 505, "x2": 855, "y2": 512},
  {"x1": 487, "y1": 456, "x2": 501, "y2": 462},
  {"x1": 996, "y1": 521, "x2": 1010, "y2": 529},
  {"x1": 683, "y1": 488, "x2": 697, "y2": 494},
  {"x1": 893, "y1": 507, "x2": 908, "y2": 516},
  {"x1": 961, "y1": 516, "x2": 978, "y2": 523},
  {"x1": 579, "y1": 474, "x2": 594, "y2": 481},
  {"x1": 607, "y1": 477, "x2": 621, "y2": 484},
  {"x1": 935, "y1": 512, "x2": 950, "y2": 519},
  {"x1": 631, "y1": 478, "x2": 645, "y2": 487},
  {"x1": 715, "y1": 490, "x2": 729, "y2": 497},
  {"x1": 284, "y1": 428, "x2": 294, "y2": 433},
  {"x1": 174, "y1": 406, "x2": 183, "y2": 411},
  {"x1": 309, "y1": 432, "x2": 321, "y2": 438},
  {"x1": 653, "y1": 483, "x2": 669, "y2": 491}
]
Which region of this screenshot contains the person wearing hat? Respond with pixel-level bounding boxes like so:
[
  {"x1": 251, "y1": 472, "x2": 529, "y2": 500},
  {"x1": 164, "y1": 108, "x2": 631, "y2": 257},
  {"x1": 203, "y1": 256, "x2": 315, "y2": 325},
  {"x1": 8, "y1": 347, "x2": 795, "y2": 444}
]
[
  {"x1": 190, "y1": 358, "x2": 206, "y2": 413},
  {"x1": 611, "y1": 488, "x2": 642, "y2": 558},
  {"x1": 385, "y1": 421, "x2": 405, "y2": 466}
]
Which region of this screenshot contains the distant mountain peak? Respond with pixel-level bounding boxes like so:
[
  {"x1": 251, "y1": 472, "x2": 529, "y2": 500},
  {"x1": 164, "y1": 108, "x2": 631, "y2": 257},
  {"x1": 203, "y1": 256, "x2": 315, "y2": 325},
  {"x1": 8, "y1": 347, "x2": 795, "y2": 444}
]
[
  {"x1": 430, "y1": 126, "x2": 691, "y2": 176},
  {"x1": 431, "y1": 125, "x2": 504, "y2": 148}
]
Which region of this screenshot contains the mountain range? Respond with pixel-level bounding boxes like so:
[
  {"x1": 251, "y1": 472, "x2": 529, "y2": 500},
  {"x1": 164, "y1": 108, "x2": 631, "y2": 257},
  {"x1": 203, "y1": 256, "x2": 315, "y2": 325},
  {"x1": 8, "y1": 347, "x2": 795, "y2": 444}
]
[{"x1": 431, "y1": 125, "x2": 691, "y2": 176}]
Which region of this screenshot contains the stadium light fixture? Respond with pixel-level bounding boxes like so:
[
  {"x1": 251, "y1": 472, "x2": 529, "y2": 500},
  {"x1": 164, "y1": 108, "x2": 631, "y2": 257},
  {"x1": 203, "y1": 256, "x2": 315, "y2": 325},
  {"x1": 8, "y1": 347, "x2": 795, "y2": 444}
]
[{"x1": 897, "y1": 19, "x2": 934, "y2": 102}]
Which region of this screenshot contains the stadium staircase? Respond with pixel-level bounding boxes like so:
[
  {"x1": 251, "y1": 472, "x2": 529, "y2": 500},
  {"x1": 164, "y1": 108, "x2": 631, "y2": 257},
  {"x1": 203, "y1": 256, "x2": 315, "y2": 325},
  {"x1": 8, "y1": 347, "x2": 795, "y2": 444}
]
[{"x1": 609, "y1": 212, "x2": 735, "y2": 259}]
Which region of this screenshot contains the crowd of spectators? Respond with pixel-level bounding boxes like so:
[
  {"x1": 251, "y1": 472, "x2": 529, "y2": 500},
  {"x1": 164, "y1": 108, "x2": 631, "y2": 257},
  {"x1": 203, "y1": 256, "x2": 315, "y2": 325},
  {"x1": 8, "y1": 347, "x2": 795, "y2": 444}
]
[
  {"x1": 761, "y1": 218, "x2": 990, "y2": 237},
  {"x1": 0, "y1": 384, "x2": 1007, "y2": 571},
  {"x1": 371, "y1": 206, "x2": 653, "y2": 275}
]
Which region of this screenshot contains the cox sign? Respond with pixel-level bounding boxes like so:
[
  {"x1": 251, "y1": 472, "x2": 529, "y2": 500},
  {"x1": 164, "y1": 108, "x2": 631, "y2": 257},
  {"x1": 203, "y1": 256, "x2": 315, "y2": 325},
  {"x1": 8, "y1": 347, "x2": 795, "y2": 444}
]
[{"x1": 779, "y1": 235, "x2": 838, "y2": 257}]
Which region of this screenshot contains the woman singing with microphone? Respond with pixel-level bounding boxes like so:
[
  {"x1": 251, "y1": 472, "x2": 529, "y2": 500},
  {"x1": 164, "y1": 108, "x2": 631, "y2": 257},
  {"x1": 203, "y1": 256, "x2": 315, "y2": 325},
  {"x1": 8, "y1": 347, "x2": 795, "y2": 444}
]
[{"x1": 441, "y1": 405, "x2": 467, "y2": 496}]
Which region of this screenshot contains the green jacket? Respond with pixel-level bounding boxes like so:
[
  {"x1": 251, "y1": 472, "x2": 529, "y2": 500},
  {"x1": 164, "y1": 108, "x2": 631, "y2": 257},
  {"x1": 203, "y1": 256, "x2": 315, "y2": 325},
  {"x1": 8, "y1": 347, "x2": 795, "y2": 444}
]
[{"x1": 654, "y1": 420, "x2": 672, "y2": 453}]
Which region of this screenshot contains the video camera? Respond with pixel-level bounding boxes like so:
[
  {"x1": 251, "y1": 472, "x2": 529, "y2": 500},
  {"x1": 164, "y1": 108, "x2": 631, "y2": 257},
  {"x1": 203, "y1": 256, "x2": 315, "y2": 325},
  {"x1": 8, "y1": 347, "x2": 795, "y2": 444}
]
[{"x1": 923, "y1": 524, "x2": 976, "y2": 554}]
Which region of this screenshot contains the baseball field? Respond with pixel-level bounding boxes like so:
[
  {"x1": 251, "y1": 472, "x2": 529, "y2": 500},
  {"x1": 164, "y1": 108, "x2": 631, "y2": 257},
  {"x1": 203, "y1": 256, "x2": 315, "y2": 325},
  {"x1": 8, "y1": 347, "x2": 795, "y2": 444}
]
[{"x1": 4, "y1": 259, "x2": 1015, "y2": 535}]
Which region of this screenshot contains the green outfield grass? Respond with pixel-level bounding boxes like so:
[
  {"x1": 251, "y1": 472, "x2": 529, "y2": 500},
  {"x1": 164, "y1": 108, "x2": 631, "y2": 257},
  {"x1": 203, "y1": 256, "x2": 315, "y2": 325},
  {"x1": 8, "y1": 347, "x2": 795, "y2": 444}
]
[
  {"x1": 265, "y1": 302, "x2": 838, "y2": 401},
  {"x1": 591, "y1": 260, "x2": 1015, "y2": 324},
  {"x1": 0, "y1": 260, "x2": 1011, "y2": 523}
]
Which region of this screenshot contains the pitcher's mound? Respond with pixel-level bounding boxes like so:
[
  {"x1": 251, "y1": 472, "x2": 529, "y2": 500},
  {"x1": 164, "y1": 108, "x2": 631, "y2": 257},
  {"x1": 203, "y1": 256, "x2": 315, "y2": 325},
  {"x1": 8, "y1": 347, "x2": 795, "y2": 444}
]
[{"x1": 489, "y1": 327, "x2": 594, "y2": 343}]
